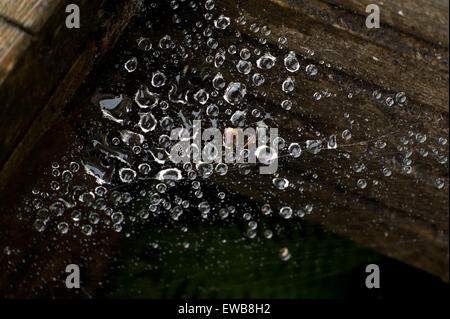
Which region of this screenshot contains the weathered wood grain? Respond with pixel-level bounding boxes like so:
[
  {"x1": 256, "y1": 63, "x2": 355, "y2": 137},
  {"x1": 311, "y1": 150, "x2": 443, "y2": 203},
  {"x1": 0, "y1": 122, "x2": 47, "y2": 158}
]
[
  {"x1": 122, "y1": 0, "x2": 447, "y2": 279},
  {"x1": 0, "y1": 0, "x2": 141, "y2": 299},
  {"x1": 222, "y1": 0, "x2": 449, "y2": 112},
  {"x1": 0, "y1": 0, "x2": 60, "y2": 33},
  {"x1": 0, "y1": 0, "x2": 142, "y2": 176},
  {"x1": 0, "y1": 21, "x2": 31, "y2": 86},
  {"x1": 0, "y1": 0, "x2": 448, "y2": 297},
  {"x1": 323, "y1": 0, "x2": 449, "y2": 46},
  {"x1": 209, "y1": 0, "x2": 449, "y2": 280}
]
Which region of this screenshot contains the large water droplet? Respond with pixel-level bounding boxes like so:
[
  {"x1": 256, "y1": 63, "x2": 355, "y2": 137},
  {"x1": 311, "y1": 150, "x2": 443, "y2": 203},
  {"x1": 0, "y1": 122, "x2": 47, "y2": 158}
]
[
  {"x1": 284, "y1": 51, "x2": 299, "y2": 72},
  {"x1": 256, "y1": 53, "x2": 276, "y2": 69},
  {"x1": 155, "y1": 168, "x2": 183, "y2": 181},
  {"x1": 224, "y1": 82, "x2": 246, "y2": 105}
]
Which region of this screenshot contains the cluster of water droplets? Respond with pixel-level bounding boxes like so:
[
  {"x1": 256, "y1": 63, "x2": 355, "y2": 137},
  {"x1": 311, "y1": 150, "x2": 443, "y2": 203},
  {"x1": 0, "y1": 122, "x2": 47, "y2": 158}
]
[{"x1": 11, "y1": 0, "x2": 449, "y2": 271}]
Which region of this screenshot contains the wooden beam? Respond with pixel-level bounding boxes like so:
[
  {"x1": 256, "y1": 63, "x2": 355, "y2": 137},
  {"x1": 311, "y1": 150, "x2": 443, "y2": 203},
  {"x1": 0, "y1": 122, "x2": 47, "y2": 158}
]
[
  {"x1": 0, "y1": 0, "x2": 141, "y2": 298},
  {"x1": 0, "y1": 0, "x2": 60, "y2": 33},
  {"x1": 0, "y1": 0, "x2": 141, "y2": 176},
  {"x1": 209, "y1": 0, "x2": 449, "y2": 280},
  {"x1": 0, "y1": 21, "x2": 31, "y2": 86},
  {"x1": 0, "y1": 0, "x2": 447, "y2": 297}
]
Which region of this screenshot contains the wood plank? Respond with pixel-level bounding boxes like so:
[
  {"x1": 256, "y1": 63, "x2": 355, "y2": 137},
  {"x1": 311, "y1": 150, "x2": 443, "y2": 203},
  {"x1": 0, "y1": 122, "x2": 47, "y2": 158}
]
[
  {"x1": 323, "y1": 0, "x2": 449, "y2": 47},
  {"x1": 0, "y1": 0, "x2": 141, "y2": 299},
  {"x1": 0, "y1": 0, "x2": 447, "y2": 297},
  {"x1": 221, "y1": 0, "x2": 449, "y2": 113},
  {"x1": 0, "y1": 21, "x2": 31, "y2": 86},
  {"x1": 0, "y1": 0, "x2": 140, "y2": 171},
  {"x1": 0, "y1": 0, "x2": 60, "y2": 33},
  {"x1": 105, "y1": 0, "x2": 446, "y2": 279},
  {"x1": 0, "y1": 0, "x2": 140, "y2": 194}
]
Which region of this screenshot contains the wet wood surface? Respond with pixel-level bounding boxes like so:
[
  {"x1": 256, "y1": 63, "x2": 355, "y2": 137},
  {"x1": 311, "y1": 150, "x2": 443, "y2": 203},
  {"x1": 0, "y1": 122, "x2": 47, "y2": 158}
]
[
  {"x1": 0, "y1": 0, "x2": 142, "y2": 298},
  {"x1": 210, "y1": 0, "x2": 449, "y2": 280},
  {"x1": 0, "y1": 0, "x2": 448, "y2": 297},
  {"x1": 0, "y1": 0, "x2": 141, "y2": 178}
]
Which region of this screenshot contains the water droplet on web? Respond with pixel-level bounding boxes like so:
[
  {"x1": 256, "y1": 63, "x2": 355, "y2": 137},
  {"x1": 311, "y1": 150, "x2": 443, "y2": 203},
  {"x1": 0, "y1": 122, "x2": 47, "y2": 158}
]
[
  {"x1": 282, "y1": 77, "x2": 295, "y2": 93},
  {"x1": 3, "y1": 246, "x2": 12, "y2": 255},
  {"x1": 138, "y1": 112, "x2": 157, "y2": 133},
  {"x1": 342, "y1": 129, "x2": 352, "y2": 141},
  {"x1": 240, "y1": 48, "x2": 251, "y2": 60},
  {"x1": 57, "y1": 222, "x2": 69, "y2": 234},
  {"x1": 223, "y1": 82, "x2": 246, "y2": 105},
  {"x1": 256, "y1": 145, "x2": 278, "y2": 164},
  {"x1": 152, "y1": 70, "x2": 167, "y2": 87},
  {"x1": 435, "y1": 178, "x2": 445, "y2": 189},
  {"x1": 215, "y1": 163, "x2": 228, "y2": 175},
  {"x1": 124, "y1": 57, "x2": 138, "y2": 72},
  {"x1": 279, "y1": 206, "x2": 293, "y2": 219},
  {"x1": 357, "y1": 179, "x2": 367, "y2": 189},
  {"x1": 256, "y1": 53, "x2": 276, "y2": 69},
  {"x1": 327, "y1": 135, "x2": 337, "y2": 149},
  {"x1": 279, "y1": 247, "x2": 291, "y2": 261},
  {"x1": 214, "y1": 14, "x2": 230, "y2": 29},
  {"x1": 119, "y1": 168, "x2": 137, "y2": 183},
  {"x1": 385, "y1": 96, "x2": 394, "y2": 107},
  {"x1": 288, "y1": 143, "x2": 302, "y2": 158},
  {"x1": 284, "y1": 51, "x2": 300, "y2": 72},
  {"x1": 137, "y1": 37, "x2": 152, "y2": 51},
  {"x1": 135, "y1": 86, "x2": 159, "y2": 109},
  {"x1": 212, "y1": 72, "x2": 226, "y2": 90},
  {"x1": 281, "y1": 100, "x2": 292, "y2": 110},
  {"x1": 264, "y1": 230, "x2": 273, "y2": 239},
  {"x1": 306, "y1": 140, "x2": 322, "y2": 154},
  {"x1": 261, "y1": 204, "x2": 272, "y2": 216},
  {"x1": 82, "y1": 225, "x2": 93, "y2": 236},
  {"x1": 194, "y1": 89, "x2": 210, "y2": 104},
  {"x1": 252, "y1": 73, "x2": 265, "y2": 86},
  {"x1": 156, "y1": 168, "x2": 182, "y2": 181},
  {"x1": 236, "y1": 60, "x2": 252, "y2": 74},
  {"x1": 305, "y1": 64, "x2": 318, "y2": 76},
  {"x1": 273, "y1": 177, "x2": 289, "y2": 190}
]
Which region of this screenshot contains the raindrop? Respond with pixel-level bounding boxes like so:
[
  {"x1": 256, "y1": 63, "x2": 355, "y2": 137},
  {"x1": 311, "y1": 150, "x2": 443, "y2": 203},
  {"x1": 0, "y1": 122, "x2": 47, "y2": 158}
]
[
  {"x1": 224, "y1": 82, "x2": 246, "y2": 105},
  {"x1": 273, "y1": 177, "x2": 289, "y2": 190},
  {"x1": 214, "y1": 15, "x2": 231, "y2": 29},
  {"x1": 252, "y1": 73, "x2": 265, "y2": 86},
  {"x1": 284, "y1": 51, "x2": 300, "y2": 72},
  {"x1": 282, "y1": 77, "x2": 295, "y2": 93},
  {"x1": 156, "y1": 168, "x2": 183, "y2": 181},
  {"x1": 279, "y1": 206, "x2": 293, "y2": 219},
  {"x1": 124, "y1": 57, "x2": 137, "y2": 72},
  {"x1": 305, "y1": 64, "x2": 318, "y2": 76},
  {"x1": 288, "y1": 143, "x2": 301, "y2": 158},
  {"x1": 256, "y1": 53, "x2": 276, "y2": 69},
  {"x1": 152, "y1": 71, "x2": 167, "y2": 87},
  {"x1": 119, "y1": 168, "x2": 137, "y2": 183},
  {"x1": 138, "y1": 112, "x2": 157, "y2": 133}
]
